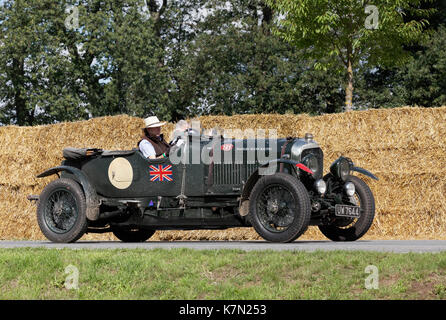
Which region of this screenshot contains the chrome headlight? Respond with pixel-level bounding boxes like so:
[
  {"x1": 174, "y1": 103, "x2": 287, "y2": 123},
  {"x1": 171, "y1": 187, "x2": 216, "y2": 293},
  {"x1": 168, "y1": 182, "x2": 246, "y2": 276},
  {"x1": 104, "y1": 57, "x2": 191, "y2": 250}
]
[
  {"x1": 330, "y1": 157, "x2": 352, "y2": 182},
  {"x1": 314, "y1": 179, "x2": 327, "y2": 195},
  {"x1": 344, "y1": 182, "x2": 356, "y2": 196},
  {"x1": 302, "y1": 153, "x2": 319, "y2": 176}
]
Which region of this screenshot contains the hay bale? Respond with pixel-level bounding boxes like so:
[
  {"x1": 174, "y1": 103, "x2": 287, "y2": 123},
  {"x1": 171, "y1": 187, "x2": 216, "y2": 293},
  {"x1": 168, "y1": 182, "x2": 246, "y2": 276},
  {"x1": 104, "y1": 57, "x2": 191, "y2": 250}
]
[{"x1": 1, "y1": 107, "x2": 446, "y2": 240}]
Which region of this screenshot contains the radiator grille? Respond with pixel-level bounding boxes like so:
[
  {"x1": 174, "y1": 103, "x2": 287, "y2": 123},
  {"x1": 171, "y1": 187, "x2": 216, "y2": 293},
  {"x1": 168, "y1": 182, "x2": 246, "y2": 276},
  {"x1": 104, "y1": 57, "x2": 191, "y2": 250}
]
[{"x1": 212, "y1": 163, "x2": 258, "y2": 185}]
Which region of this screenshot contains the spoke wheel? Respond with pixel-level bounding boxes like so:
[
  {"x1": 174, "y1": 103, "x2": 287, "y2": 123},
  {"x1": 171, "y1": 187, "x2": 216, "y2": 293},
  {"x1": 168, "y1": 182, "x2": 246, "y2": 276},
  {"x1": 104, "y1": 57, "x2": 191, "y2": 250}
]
[
  {"x1": 44, "y1": 189, "x2": 79, "y2": 234},
  {"x1": 333, "y1": 192, "x2": 360, "y2": 229},
  {"x1": 319, "y1": 175, "x2": 375, "y2": 241},
  {"x1": 249, "y1": 173, "x2": 311, "y2": 243},
  {"x1": 257, "y1": 185, "x2": 296, "y2": 233},
  {"x1": 37, "y1": 178, "x2": 87, "y2": 243}
]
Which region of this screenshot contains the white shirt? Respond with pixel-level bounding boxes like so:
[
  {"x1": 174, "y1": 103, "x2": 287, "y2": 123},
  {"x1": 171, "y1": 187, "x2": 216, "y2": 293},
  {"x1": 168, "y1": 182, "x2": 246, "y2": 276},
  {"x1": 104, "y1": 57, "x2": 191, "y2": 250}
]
[{"x1": 139, "y1": 140, "x2": 156, "y2": 158}]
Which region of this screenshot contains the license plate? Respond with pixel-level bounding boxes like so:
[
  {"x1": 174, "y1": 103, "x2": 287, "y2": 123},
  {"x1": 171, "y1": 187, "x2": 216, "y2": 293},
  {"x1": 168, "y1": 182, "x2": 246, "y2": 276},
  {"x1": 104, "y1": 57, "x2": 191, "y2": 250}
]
[{"x1": 335, "y1": 205, "x2": 361, "y2": 218}]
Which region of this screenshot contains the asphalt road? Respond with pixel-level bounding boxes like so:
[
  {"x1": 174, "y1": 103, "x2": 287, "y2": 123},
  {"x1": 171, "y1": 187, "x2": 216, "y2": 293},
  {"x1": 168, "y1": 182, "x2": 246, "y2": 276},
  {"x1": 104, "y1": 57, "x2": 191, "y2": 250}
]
[{"x1": 1, "y1": 240, "x2": 446, "y2": 253}]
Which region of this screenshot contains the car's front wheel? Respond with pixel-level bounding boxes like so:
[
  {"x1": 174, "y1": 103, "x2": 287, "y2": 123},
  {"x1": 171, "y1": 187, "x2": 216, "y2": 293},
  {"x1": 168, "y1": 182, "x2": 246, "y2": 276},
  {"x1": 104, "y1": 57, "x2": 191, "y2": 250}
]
[
  {"x1": 112, "y1": 228, "x2": 155, "y2": 242},
  {"x1": 248, "y1": 173, "x2": 311, "y2": 242},
  {"x1": 318, "y1": 175, "x2": 375, "y2": 241},
  {"x1": 37, "y1": 178, "x2": 87, "y2": 243}
]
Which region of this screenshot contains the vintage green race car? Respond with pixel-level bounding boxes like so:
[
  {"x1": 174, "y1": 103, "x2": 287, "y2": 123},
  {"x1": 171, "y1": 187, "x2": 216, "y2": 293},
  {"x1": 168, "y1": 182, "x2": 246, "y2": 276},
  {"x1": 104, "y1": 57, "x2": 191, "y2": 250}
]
[{"x1": 29, "y1": 131, "x2": 378, "y2": 243}]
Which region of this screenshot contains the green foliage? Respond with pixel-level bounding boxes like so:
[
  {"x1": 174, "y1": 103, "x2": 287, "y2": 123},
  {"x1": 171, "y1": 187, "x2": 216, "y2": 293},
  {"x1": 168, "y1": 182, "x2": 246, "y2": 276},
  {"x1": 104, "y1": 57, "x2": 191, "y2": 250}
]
[
  {"x1": 269, "y1": 0, "x2": 432, "y2": 68},
  {"x1": 0, "y1": 0, "x2": 444, "y2": 125},
  {"x1": 0, "y1": 0, "x2": 175, "y2": 125},
  {"x1": 400, "y1": 25, "x2": 446, "y2": 107},
  {"x1": 0, "y1": 0, "x2": 84, "y2": 125},
  {"x1": 174, "y1": 0, "x2": 345, "y2": 116},
  {"x1": 266, "y1": 0, "x2": 434, "y2": 110},
  {"x1": 355, "y1": 24, "x2": 446, "y2": 109}
]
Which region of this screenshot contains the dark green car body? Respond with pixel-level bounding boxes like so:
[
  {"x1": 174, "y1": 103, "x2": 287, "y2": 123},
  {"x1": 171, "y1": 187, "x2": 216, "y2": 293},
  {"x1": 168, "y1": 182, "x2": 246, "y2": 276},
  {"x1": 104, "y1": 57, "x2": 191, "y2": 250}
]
[{"x1": 34, "y1": 132, "x2": 378, "y2": 241}]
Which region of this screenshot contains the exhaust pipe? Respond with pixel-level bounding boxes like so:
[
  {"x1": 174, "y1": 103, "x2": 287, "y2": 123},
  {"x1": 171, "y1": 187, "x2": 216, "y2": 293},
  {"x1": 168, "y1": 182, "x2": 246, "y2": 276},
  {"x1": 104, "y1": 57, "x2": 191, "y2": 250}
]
[{"x1": 98, "y1": 210, "x2": 122, "y2": 220}]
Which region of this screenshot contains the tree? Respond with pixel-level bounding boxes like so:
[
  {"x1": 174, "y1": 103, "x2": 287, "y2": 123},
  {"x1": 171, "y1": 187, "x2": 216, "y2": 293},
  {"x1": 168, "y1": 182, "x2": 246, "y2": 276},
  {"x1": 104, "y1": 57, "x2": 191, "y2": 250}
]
[
  {"x1": 99, "y1": 0, "x2": 173, "y2": 118},
  {"x1": 354, "y1": 67, "x2": 407, "y2": 109},
  {"x1": 0, "y1": 0, "x2": 59, "y2": 125},
  {"x1": 3, "y1": 0, "x2": 441, "y2": 126},
  {"x1": 0, "y1": 0, "x2": 175, "y2": 124},
  {"x1": 51, "y1": 0, "x2": 173, "y2": 119},
  {"x1": 178, "y1": 0, "x2": 345, "y2": 116},
  {"x1": 266, "y1": 0, "x2": 433, "y2": 111},
  {"x1": 399, "y1": 25, "x2": 446, "y2": 107}
]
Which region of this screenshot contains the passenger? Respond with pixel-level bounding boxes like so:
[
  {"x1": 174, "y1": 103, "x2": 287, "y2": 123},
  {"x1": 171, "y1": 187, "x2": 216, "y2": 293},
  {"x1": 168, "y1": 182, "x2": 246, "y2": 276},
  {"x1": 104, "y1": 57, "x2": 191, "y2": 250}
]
[{"x1": 138, "y1": 116, "x2": 170, "y2": 159}]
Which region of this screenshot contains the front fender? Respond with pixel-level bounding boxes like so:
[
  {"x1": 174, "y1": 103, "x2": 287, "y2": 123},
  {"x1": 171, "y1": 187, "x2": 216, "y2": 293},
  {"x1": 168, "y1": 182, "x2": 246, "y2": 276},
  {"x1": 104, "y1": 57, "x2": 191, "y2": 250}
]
[
  {"x1": 37, "y1": 165, "x2": 100, "y2": 220},
  {"x1": 351, "y1": 166, "x2": 379, "y2": 181},
  {"x1": 331, "y1": 156, "x2": 379, "y2": 181},
  {"x1": 239, "y1": 158, "x2": 303, "y2": 216},
  {"x1": 241, "y1": 159, "x2": 301, "y2": 199},
  {"x1": 260, "y1": 158, "x2": 315, "y2": 176}
]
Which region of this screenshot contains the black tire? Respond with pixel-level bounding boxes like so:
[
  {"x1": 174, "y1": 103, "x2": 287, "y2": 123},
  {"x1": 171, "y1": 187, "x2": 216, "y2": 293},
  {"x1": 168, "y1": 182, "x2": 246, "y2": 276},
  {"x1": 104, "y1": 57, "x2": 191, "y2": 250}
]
[
  {"x1": 37, "y1": 178, "x2": 87, "y2": 243},
  {"x1": 319, "y1": 175, "x2": 375, "y2": 241},
  {"x1": 112, "y1": 228, "x2": 155, "y2": 242},
  {"x1": 248, "y1": 173, "x2": 311, "y2": 243}
]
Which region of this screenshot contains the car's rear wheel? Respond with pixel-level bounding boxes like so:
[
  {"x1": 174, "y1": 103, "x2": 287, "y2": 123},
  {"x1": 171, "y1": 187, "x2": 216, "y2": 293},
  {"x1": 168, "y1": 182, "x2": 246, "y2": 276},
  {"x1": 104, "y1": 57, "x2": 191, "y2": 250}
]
[
  {"x1": 248, "y1": 173, "x2": 311, "y2": 242},
  {"x1": 37, "y1": 178, "x2": 87, "y2": 243},
  {"x1": 112, "y1": 228, "x2": 155, "y2": 242},
  {"x1": 318, "y1": 175, "x2": 375, "y2": 241}
]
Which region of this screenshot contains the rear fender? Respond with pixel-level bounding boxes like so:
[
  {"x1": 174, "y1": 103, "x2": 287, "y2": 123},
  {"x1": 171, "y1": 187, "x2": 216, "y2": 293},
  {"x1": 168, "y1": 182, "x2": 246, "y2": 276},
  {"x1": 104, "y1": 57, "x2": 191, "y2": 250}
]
[{"x1": 37, "y1": 166, "x2": 100, "y2": 220}]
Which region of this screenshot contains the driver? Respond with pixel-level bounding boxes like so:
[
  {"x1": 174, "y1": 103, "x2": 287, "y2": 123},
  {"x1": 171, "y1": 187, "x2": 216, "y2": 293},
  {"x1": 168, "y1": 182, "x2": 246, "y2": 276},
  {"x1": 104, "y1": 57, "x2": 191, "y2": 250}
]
[{"x1": 138, "y1": 116, "x2": 170, "y2": 159}]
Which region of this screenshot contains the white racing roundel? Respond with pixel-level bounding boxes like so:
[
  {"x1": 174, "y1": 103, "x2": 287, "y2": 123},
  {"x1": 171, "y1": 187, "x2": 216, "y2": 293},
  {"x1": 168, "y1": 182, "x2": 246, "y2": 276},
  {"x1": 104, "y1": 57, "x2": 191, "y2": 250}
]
[{"x1": 108, "y1": 157, "x2": 133, "y2": 189}]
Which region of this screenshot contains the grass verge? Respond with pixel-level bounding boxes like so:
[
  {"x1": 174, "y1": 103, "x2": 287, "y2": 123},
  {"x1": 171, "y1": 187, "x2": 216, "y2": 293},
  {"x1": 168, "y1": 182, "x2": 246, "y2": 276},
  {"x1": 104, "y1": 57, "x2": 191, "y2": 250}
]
[{"x1": 0, "y1": 248, "x2": 445, "y2": 300}]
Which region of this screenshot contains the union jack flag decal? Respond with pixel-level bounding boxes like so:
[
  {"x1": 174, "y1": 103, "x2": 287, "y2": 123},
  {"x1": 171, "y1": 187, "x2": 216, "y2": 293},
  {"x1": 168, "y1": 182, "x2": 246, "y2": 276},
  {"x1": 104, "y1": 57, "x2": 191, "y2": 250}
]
[{"x1": 149, "y1": 165, "x2": 173, "y2": 182}]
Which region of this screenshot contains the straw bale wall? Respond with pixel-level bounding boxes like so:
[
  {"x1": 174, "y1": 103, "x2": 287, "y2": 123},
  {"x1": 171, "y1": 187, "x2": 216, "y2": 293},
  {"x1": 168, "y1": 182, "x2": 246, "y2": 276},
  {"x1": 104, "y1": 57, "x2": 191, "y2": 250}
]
[{"x1": 1, "y1": 106, "x2": 445, "y2": 240}]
